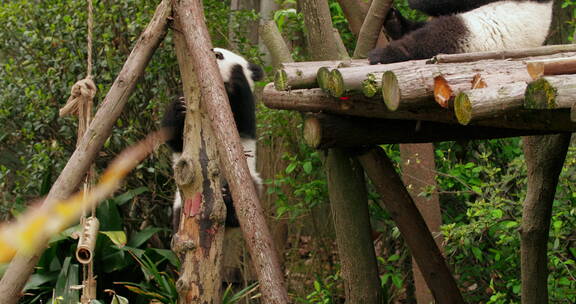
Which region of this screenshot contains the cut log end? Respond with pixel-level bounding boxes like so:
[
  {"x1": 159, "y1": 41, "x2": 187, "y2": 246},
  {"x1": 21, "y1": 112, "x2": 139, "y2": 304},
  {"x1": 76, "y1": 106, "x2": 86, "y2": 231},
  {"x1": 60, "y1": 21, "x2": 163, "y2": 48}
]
[
  {"x1": 274, "y1": 69, "x2": 289, "y2": 91},
  {"x1": 303, "y1": 117, "x2": 322, "y2": 149},
  {"x1": 362, "y1": 73, "x2": 380, "y2": 98},
  {"x1": 454, "y1": 93, "x2": 472, "y2": 125},
  {"x1": 317, "y1": 67, "x2": 332, "y2": 93},
  {"x1": 382, "y1": 71, "x2": 401, "y2": 111},
  {"x1": 571, "y1": 103, "x2": 576, "y2": 122},
  {"x1": 527, "y1": 62, "x2": 545, "y2": 80},
  {"x1": 524, "y1": 78, "x2": 558, "y2": 109},
  {"x1": 331, "y1": 69, "x2": 345, "y2": 97}
]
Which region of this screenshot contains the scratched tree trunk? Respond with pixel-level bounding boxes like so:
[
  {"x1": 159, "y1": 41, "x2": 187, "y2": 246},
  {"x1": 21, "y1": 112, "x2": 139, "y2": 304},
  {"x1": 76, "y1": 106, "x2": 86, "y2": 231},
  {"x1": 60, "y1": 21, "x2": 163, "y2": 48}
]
[
  {"x1": 171, "y1": 15, "x2": 226, "y2": 303},
  {"x1": 173, "y1": 0, "x2": 289, "y2": 303},
  {"x1": 0, "y1": 2, "x2": 171, "y2": 302}
]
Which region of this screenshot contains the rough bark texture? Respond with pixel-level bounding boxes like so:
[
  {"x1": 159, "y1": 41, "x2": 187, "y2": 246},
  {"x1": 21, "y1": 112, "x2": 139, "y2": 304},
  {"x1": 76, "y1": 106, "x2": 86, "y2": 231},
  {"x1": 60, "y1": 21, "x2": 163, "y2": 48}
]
[
  {"x1": 303, "y1": 113, "x2": 555, "y2": 148},
  {"x1": 260, "y1": 20, "x2": 294, "y2": 69},
  {"x1": 520, "y1": 133, "x2": 571, "y2": 304},
  {"x1": 400, "y1": 144, "x2": 443, "y2": 304},
  {"x1": 273, "y1": 59, "x2": 367, "y2": 91},
  {"x1": 454, "y1": 82, "x2": 527, "y2": 125},
  {"x1": 300, "y1": 0, "x2": 341, "y2": 61},
  {"x1": 174, "y1": 1, "x2": 288, "y2": 302},
  {"x1": 262, "y1": 84, "x2": 576, "y2": 132},
  {"x1": 524, "y1": 75, "x2": 576, "y2": 109},
  {"x1": 353, "y1": 0, "x2": 392, "y2": 58},
  {"x1": 358, "y1": 147, "x2": 465, "y2": 304},
  {"x1": 0, "y1": 2, "x2": 171, "y2": 302},
  {"x1": 432, "y1": 44, "x2": 576, "y2": 63},
  {"x1": 171, "y1": 15, "x2": 225, "y2": 303},
  {"x1": 326, "y1": 149, "x2": 383, "y2": 303}
]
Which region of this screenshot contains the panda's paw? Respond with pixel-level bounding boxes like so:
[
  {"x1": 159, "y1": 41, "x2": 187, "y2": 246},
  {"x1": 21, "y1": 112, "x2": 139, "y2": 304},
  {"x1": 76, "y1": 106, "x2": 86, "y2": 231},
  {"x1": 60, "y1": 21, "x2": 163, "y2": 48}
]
[
  {"x1": 161, "y1": 97, "x2": 187, "y2": 152},
  {"x1": 368, "y1": 46, "x2": 407, "y2": 65},
  {"x1": 368, "y1": 48, "x2": 387, "y2": 65}
]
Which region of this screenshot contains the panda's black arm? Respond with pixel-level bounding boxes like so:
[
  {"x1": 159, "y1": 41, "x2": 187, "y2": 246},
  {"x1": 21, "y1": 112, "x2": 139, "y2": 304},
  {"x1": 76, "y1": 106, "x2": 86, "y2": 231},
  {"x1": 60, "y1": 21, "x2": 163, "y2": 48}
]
[
  {"x1": 369, "y1": 15, "x2": 467, "y2": 64},
  {"x1": 384, "y1": 8, "x2": 427, "y2": 40},
  {"x1": 161, "y1": 98, "x2": 185, "y2": 153},
  {"x1": 408, "y1": 0, "x2": 495, "y2": 16}
]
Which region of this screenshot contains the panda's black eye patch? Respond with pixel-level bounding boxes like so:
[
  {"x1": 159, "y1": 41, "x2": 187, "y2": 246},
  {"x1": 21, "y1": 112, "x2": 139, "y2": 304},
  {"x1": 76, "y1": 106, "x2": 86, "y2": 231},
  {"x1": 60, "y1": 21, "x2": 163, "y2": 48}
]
[{"x1": 215, "y1": 51, "x2": 224, "y2": 60}]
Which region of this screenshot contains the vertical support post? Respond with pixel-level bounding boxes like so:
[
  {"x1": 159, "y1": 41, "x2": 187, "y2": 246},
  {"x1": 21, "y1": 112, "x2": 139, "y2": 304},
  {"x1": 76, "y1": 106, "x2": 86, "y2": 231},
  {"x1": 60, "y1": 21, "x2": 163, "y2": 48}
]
[
  {"x1": 520, "y1": 133, "x2": 571, "y2": 304},
  {"x1": 326, "y1": 149, "x2": 383, "y2": 303}
]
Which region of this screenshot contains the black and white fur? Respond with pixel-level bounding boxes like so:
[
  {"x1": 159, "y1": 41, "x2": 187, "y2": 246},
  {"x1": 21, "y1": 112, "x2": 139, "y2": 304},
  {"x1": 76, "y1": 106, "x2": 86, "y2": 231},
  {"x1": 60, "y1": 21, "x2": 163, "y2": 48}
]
[
  {"x1": 369, "y1": 0, "x2": 554, "y2": 64},
  {"x1": 162, "y1": 48, "x2": 264, "y2": 228}
]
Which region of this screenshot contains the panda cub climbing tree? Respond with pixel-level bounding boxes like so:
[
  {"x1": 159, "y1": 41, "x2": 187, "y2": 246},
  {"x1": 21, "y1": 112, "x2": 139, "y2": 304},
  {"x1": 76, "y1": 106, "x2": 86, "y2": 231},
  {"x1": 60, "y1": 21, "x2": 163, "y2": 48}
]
[
  {"x1": 369, "y1": 0, "x2": 554, "y2": 64},
  {"x1": 162, "y1": 48, "x2": 264, "y2": 228}
]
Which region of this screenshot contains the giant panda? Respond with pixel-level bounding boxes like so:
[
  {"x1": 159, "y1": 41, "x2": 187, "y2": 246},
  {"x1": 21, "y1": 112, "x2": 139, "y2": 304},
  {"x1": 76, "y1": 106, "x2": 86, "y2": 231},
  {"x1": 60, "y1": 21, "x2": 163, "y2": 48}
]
[
  {"x1": 162, "y1": 47, "x2": 264, "y2": 228},
  {"x1": 369, "y1": 0, "x2": 554, "y2": 64}
]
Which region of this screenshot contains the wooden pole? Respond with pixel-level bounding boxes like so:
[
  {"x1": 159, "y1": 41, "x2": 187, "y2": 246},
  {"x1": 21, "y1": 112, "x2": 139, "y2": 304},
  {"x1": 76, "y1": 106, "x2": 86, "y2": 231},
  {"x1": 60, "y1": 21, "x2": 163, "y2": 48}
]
[
  {"x1": 173, "y1": 1, "x2": 288, "y2": 302},
  {"x1": 520, "y1": 133, "x2": 571, "y2": 304},
  {"x1": 431, "y1": 44, "x2": 576, "y2": 64},
  {"x1": 0, "y1": 2, "x2": 171, "y2": 302},
  {"x1": 171, "y1": 14, "x2": 226, "y2": 303},
  {"x1": 357, "y1": 147, "x2": 465, "y2": 304},
  {"x1": 326, "y1": 149, "x2": 383, "y2": 303}
]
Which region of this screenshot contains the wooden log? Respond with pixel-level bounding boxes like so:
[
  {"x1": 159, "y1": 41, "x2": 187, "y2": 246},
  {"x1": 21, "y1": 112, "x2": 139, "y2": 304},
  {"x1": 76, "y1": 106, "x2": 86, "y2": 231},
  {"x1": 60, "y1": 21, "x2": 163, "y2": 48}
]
[
  {"x1": 454, "y1": 82, "x2": 527, "y2": 125},
  {"x1": 176, "y1": 1, "x2": 289, "y2": 303},
  {"x1": 303, "y1": 113, "x2": 555, "y2": 149},
  {"x1": 327, "y1": 59, "x2": 426, "y2": 97},
  {"x1": 380, "y1": 58, "x2": 533, "y2": 111},
  {"x1": 326, "y1": 149, "x2": 383, "y2": 303},
  {"x1": 317, "y1": 66, "x2": 333, "y2": 93},
  {"x1": 262, "y1": 84, "x2": 576, "y2": 132},
  {"x1": 172, "y1": 13, "x2": 226, "y2": 302},
  {"x1": 357, "y1": 147, "x2": 465, "y2": 304},
  {"x1": 274, "y1": 59, "x2": 367, "y2": 91},
  {"x1": 521, "y1": 134, "x2": 571, "y2": 304},
  {"x1": 524, "y1": 75, "x2": 576, "y2": 109},
  {"x1": 0, "y1": 1, "x2": 172, "y2": 302},
  {"x1": 432, "y1": 44, "x2": 576, "y2": 64},
  {"x1": 526, "y1": 56, "x2": 576, "y2": 79}
]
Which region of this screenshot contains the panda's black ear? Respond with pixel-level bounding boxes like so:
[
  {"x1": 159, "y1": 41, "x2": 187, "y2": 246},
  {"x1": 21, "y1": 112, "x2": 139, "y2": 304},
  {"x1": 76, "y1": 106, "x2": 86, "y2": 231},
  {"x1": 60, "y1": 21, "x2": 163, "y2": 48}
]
[{"x1": 248, "y1": 63, "x2": 264, "y2": 82}]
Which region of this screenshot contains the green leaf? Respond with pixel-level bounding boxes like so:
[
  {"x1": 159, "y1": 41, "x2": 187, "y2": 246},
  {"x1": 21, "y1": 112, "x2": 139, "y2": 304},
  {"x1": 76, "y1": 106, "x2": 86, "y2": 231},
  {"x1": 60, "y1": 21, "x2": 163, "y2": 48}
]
[
  {"x1": 285, "y1": 162, "x2": 297, "y2": 174},
  {"x1": 303, "y1": 161, "x2": 312, "y2": 174},
  {"x1": 111, "y1": 294, "x2": 129, "y2": 304},
  {"x1": 128, "y1": 227, "x2": 163, "y2": 248},
  {"x1": 101, "y1": 231, "x2": 127, "y2": 248},
  {"x1": 113, "y1": 187, "x2": 149, "y2": 206}
]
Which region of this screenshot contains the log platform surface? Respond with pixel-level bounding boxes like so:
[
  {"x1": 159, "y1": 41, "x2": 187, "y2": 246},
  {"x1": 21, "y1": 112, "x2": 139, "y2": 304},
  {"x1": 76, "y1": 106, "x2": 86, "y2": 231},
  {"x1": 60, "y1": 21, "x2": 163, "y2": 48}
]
[{"x1": 263, "y1": 46, "x2": 576, "y2": 146}]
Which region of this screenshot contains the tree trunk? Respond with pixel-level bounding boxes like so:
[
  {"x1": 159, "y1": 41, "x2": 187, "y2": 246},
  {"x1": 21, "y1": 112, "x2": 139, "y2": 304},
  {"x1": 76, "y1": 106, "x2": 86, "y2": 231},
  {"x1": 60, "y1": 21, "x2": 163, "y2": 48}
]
[
  {"x1": 520, "y1": 133, "x2": 571, "y2": 304},
  {"x1": 171, "y1": 14, "x2": 226, "y2": 303},
  {"x1": 326, "y1": 149, "x2": 383, "y2": 303},
  {"x1": 0, "y1": 2, "x2": 171, "y2": 302},
  {"x1": 300, "y1": 0, "x2": 341, "y2": 60},
  {"x1": 174, "y1": 0, "x2": 288, "y2": 302},
  {"x1": 353, "y1": 0, "x2": 392, "y2": 58}
]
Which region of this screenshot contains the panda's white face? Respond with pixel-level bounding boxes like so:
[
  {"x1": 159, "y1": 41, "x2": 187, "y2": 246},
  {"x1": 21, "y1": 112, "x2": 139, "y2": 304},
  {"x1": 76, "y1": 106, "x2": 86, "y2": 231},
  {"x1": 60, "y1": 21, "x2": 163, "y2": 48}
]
[{"x1": 213, "y1": 47, "x2": 256, "y2": 90}]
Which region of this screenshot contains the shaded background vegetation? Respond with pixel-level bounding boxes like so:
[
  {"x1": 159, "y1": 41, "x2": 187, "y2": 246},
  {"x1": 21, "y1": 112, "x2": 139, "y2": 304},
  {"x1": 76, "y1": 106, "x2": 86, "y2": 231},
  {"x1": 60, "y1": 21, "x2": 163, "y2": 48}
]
[{"x1": 0, "y1": 0, "x2": 575, "y2": 303}]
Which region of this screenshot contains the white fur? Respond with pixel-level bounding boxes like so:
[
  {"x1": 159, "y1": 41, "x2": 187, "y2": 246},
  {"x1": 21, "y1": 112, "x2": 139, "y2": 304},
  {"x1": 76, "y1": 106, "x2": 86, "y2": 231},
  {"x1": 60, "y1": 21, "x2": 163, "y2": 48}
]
[
  {"x1": 213, "y1": 47, "x2": 256, "y2": 90},
  {"x1": 459, "y1": 1, "x2": 553, "y2": 53}
]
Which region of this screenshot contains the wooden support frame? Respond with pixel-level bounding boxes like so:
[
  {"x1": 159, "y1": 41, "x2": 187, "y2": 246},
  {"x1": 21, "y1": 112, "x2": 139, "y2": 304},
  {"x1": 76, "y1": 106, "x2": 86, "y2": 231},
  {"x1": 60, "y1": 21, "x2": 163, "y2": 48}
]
[
  {"x1": 0, "y1": 2, "x2": 172, "y2": 302},
  {"x1": 357, "y1": 147, "x2": 465, "y2": 303}
]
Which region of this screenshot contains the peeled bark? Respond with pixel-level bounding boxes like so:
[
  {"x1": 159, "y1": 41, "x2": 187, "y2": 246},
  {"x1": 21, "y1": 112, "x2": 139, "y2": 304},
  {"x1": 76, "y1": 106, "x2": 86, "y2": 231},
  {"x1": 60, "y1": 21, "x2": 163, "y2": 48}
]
[
  {"x1": 175, "y1": 0, "x2": 288, "y2": 302},
  {"x1": 0, "y1": 2, "x2": 171, "y2": 302},
  {"x1": 171, "y1": 14, "x2": 225, "y2": 303}
]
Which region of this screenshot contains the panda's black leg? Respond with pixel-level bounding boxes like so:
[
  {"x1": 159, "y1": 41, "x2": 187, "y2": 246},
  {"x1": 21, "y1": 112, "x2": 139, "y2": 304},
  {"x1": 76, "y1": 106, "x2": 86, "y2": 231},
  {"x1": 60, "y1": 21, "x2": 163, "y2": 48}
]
[{"x1": 161, "y1": 97, "x2": 186, "y2": 153}]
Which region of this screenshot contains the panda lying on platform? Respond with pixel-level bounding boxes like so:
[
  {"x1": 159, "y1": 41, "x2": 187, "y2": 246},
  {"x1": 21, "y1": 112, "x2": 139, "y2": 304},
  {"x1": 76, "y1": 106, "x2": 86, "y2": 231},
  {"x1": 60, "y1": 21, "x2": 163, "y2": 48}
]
[
  {"x1": 162, "y1": 48, "x2": 264, "y2": 228},
  {"x1": 369, "y1": 0, "x2": 554, "y2": 64}
]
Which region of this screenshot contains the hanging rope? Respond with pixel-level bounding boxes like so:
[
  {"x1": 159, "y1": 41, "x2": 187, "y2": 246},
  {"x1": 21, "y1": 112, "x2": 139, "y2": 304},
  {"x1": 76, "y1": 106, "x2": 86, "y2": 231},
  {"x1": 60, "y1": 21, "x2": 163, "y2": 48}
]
[{"x1": 59, "y1": 1, "x2": 98, "y2": 303}]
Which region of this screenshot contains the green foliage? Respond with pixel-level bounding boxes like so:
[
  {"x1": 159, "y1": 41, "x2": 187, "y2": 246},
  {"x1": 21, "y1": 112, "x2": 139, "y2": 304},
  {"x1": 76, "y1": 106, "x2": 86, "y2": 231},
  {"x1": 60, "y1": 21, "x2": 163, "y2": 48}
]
[{"x1": 298, "y1": 273, "x2": 341, "y2": 304}]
